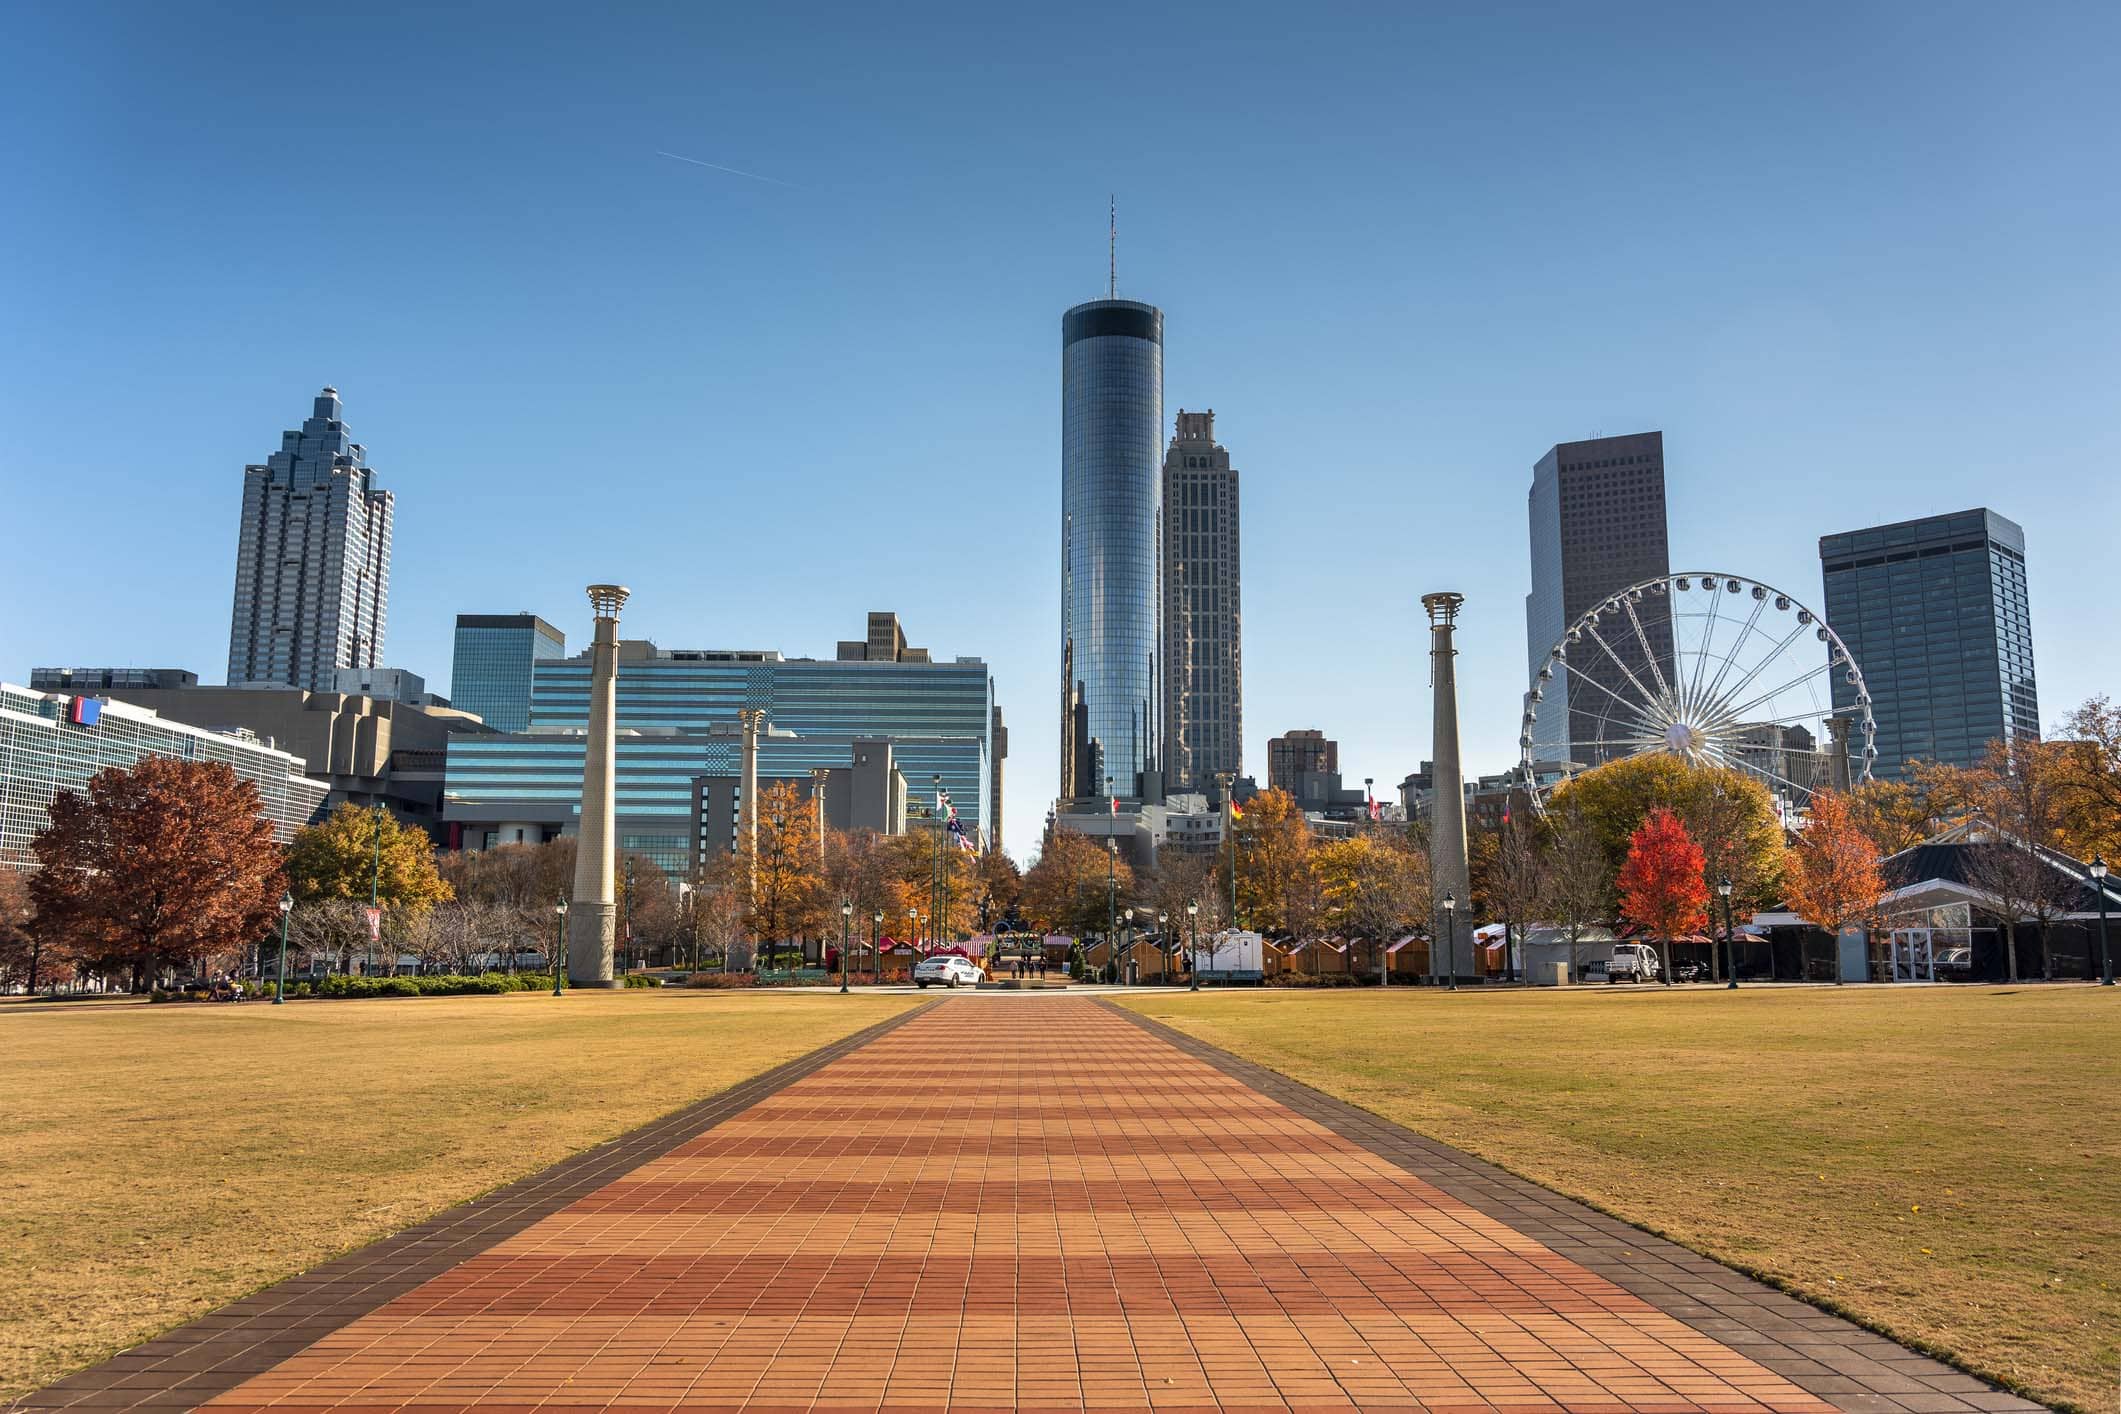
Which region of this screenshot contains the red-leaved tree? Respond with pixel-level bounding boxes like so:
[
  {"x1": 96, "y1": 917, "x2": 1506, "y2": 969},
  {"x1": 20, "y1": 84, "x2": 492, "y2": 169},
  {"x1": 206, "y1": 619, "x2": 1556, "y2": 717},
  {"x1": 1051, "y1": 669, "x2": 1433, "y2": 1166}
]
[
  {"x1": 1616, "y1": 807, "x2": 1708, "y2": 986},
  {"x1": 30, "y1": 757, "x2": 286, "y2": 990}
]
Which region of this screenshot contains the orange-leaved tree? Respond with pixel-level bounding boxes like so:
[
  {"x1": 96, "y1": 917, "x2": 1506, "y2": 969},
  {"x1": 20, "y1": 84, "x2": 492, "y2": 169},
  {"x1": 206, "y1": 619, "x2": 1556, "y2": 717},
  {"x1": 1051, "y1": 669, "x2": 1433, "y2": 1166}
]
[
  {"x1": 1228, "y1": 787, "x2": 1314, "y2": 934},
  {"x1": 743, "y1": 779, "x2": 828, "y2": 962},
  {"x1": 1615, "y1": 806, "x2": 1707, "y2": 985},
  {"x1": 30, "y1": 757, "x2": 286, "y2": 991},
  {"x1": 1782, "y1": 790, "x2": 1886, "y2": 970}
]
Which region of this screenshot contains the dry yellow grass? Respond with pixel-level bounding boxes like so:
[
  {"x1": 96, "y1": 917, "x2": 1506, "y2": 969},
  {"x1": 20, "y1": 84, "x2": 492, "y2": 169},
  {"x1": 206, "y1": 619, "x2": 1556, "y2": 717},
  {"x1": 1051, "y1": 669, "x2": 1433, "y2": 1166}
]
[
  {"x1": 0, "y1": 989, "x2": 915, "y2": 1400},
  {"x1": 1121, "y1": 985, "x2": 2119, "y2": 1413}
]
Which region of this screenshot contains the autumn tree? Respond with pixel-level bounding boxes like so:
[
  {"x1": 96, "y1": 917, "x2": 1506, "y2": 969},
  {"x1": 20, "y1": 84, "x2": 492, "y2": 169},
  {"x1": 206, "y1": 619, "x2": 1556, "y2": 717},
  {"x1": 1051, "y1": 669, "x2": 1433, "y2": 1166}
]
[
  {"x1": 1547, "y1": 755, "x2": 1782, "y2": 914},
  {"x1": 1480, "y1": 815, "x2": 1546, "y2": 979},
  {"x1": 1615, "y1": 807, "x2": 1707, "y2": 985},
  {"x1": 29, "y1": 758, "x2": 286, "y2": 990},
  {"x1": 1543, "y1": 801, "x2": 1610, "y2": 983},
  {"x1": 1781, "y1": 790, "x2": 1887, "y2": 973},
  {"x1": 2050, "y1": 696, "x2": 2121, "y2": 860},
  {"x1": 1313, "y1": 832, "x2": 1428, "y2": 976},
  {"x1": 1926, "y1": 736, "x2": 2072, "y2": 980},
  {"x1": 1847, "y1": 778, "x2": 1941, "y2": 857},
  {"x1": 744, "y1": 779, "x2": 828, "y2": 961},
  {"x1": 1227, "y1": 788, "x2": 1314, "y2": 934},
  {"x1": 285, "y1": 803, "x2": 451, "y2": 908},
  {"x1": 0, "y1": 869, "x2": 44, "y2": 991},
  {"x1": 877, "y1": 826, "x2": 981, "y2": 940},
  {"x1": 1143, "y1": 850, "x2": 1225, "y2": 941},
  {"x1": 822, "y1": 829, "x2": 914, "y2": 947},
  {"x1": 686, "y1": 849, "x2": 751, "y2": 968},
  {"x1": 1020, "y1": 827, "x2": 1133, "y2": 938},
  {"x1": 974, "y1": 847, "x2": 1023, "y2": 928}
]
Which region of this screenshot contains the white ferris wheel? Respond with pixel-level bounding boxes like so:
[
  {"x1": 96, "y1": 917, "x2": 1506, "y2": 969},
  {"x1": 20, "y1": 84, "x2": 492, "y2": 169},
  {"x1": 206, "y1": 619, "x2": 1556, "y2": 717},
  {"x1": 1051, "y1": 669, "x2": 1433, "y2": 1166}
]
[{"x1": 1520, "y1": 571, "x2": 1875, "y2": 808}]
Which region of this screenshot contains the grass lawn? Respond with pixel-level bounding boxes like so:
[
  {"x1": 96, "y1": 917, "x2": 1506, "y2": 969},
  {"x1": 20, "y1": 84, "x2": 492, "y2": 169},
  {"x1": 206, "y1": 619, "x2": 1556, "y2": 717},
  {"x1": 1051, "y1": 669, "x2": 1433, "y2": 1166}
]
[
  {"x1": 1123, "y1": 985, "x2": 2118, "y2": 1414},
  {"x1": 0, "y1": 989, "x2": 916, "y2": 1400}
]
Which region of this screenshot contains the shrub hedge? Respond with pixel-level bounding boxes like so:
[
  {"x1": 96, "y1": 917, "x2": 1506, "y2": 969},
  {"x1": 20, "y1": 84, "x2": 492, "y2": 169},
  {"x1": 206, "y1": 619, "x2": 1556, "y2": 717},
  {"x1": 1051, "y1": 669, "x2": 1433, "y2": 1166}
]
[{"x1": 152, "y1": 972, "x2": 560, "y2": 1003}]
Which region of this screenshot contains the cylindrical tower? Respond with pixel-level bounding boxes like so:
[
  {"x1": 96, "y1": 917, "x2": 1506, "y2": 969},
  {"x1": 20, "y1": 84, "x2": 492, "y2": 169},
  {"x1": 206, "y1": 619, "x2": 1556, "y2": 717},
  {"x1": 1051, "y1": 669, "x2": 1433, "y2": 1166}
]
[
  {"x1": 567, "y1": 584, "x2": 628, "y2": 987},
  {"x1": 1424, "y1": 593, "x2": 1470, "y2": 983},
  {"x1": 1061, "y1": 298, "x2": 1163, "y2": 804}
]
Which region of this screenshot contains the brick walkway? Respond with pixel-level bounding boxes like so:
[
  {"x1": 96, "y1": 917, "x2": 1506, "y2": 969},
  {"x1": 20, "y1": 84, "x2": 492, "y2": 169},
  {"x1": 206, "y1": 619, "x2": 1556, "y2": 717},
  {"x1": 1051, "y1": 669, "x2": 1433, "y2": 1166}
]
[{"x1": 26, "y1": 997, "x2": 2041, "y2": 1414}]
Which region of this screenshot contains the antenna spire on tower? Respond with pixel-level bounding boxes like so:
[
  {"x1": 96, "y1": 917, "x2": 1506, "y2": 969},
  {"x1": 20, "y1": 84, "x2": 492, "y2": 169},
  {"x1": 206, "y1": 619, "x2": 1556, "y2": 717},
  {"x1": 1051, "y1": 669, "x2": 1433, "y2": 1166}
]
[{"x1": 1108, "y1": 195, "x2": 1116, "y2": 299}]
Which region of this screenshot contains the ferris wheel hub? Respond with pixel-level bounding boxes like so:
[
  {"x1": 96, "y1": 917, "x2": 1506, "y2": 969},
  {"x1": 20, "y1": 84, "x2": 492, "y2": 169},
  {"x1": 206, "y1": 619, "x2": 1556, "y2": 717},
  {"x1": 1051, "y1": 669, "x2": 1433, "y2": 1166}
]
[{"x1": 1664, "y1": 721, "x2": 1702, "y2": 755}]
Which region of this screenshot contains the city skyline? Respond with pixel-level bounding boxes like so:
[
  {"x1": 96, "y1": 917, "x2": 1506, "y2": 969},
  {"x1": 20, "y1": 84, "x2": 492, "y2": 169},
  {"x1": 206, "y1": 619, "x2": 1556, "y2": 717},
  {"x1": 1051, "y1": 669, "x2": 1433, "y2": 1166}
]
[{"x1": 5, "y1": 6, "x2": 2116, "y2": 864}]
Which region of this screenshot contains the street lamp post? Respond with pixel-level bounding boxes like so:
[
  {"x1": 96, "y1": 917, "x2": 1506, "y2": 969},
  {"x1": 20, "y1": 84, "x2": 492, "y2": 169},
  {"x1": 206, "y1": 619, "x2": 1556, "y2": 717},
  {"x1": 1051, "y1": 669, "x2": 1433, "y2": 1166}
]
[
  {"x1": 906, "y1": 908, "x2": 917, "y2": 961},
  {"x1": 1188, "y1": 900, "x2": 1200, "y2": 991},
  {"x1": 623, "y1": 857, "x2": 636, "y2": 978},
  {"x1": 1719, "y1": 876, "x2": 1737, "y2": 989},
  {"x1": 1124, "y1": 906, "x2": 1135, "y2": 986},
  {"x1": 1158, "y1": 910, "x2": 1168, "y2": 983},
  {"x1": 2093, "y1": 855, "x2": 2112, "y2": 986},
  {"x1": 552, "y1": 900, "x2": 568, "y2": 996},
  {"x1": 1106, "y1": 839, "x2": 1117, "y2": 985},
  {"x1": 367, "y1": 801, "x2": 385, "y2": 977},
  {"x1": 839, "y1": 900, "x2": 852, "y2": 993},
  {"x1": 871, "y1": 909, "x2": 882, "y2": 985},
  {"x1": 1442, "y1": 892, "x2": 1457, "y2": 991},
  {"x1": 273, "y1": 893, "x2": 293, "y2": 1004}
]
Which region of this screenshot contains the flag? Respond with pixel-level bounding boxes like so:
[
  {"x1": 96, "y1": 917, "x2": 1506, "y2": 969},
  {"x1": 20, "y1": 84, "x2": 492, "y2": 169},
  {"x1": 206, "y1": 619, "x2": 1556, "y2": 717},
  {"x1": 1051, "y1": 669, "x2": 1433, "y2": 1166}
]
[
  {"x1": 1109, "y1": 795, "x2": 1118, "y2": 817},
  {"x1": 948, "y1": 815, "x2": 977, "y2": 853},
  {"x1": 1368, "y1": 798, "x2": 1382, "y2": 822},
  {"x1": 1228, "y1": 799, "x2": 1244, "y2": 821}
]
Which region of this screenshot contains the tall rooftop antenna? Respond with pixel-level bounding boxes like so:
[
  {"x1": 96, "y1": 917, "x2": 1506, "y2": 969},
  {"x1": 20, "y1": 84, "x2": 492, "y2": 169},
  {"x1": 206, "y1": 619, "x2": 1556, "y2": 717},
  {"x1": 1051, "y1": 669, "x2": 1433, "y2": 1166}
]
[{"x1": 1108, "y1": 194, "x2": 1116, "y2": 299}]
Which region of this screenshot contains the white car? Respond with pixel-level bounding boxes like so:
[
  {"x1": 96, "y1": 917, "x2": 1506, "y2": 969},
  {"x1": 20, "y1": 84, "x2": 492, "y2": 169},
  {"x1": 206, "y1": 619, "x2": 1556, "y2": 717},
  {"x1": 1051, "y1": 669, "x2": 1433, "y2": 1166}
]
[
  {"x1": 913, "y1": 956, "x2": 983, "y2": 989},
  {"x1": 1605, "y1": 942, "x2": 1662, "y2": 983}
]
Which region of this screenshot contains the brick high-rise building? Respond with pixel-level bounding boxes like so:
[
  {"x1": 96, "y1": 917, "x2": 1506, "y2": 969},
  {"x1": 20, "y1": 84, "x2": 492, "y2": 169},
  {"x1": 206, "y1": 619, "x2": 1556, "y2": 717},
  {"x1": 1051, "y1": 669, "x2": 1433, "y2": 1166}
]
[{"x1": 1267, "y1": 729, "x2": 1337, "y2": 794}]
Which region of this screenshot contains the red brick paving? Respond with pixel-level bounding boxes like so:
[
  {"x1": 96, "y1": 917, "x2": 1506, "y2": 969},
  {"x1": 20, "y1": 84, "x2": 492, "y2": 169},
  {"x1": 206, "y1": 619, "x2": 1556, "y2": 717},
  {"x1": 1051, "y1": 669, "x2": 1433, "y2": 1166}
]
[{"x1": 188, "y1": 998, "x2": 1846, "y2": 1412}]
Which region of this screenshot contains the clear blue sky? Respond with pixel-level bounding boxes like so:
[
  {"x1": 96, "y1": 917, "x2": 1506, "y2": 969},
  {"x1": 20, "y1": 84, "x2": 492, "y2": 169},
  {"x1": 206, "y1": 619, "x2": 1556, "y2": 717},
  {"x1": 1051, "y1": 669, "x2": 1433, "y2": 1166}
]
[{"x1": 4, "y1": 3, "x2": 2115, "y2": 862}]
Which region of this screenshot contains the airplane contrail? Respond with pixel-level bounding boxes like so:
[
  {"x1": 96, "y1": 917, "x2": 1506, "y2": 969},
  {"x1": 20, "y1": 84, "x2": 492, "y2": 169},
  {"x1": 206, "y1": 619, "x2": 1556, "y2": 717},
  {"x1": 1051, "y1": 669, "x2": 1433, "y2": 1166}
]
[{"x1": 655, "y1": 150, "x2": 801, "y2": 189}]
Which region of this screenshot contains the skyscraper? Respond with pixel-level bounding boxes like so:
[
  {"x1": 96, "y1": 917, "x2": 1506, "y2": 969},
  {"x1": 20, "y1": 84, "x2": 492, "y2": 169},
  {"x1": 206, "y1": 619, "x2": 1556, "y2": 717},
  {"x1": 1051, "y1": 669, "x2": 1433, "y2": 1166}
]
[
  {"x1": 227, "y1": 388, "x2": 394, "y2": 691},
  {"x1": 1820, "y1": 508, "x2": 2038, "y2": 777},
  {"x1": 1060, "y1": 297, "x2": 1164, "y2": 804},
  {"x1": 1524, "y1": 431, "x2": 1672, "y2": 766},
  {"x1": 1161, "y1": 409, "x2": 1242, "y2": 797},
  {"x1": 451, "y1": 613, "x2": 567, "y2": 732}
]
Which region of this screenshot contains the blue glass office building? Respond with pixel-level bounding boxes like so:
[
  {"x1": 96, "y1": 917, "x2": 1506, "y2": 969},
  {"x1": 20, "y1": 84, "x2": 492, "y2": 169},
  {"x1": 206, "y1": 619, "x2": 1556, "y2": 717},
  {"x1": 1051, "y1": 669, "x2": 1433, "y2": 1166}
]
[
  {"x1": 450, "y1": 614, "x2": 567, "y2": 732},
  {"x1": 1061, "y1": 298, "x2": 1164, "y2": 802},
  {"x1": 1820, "y1": 508, "x2": 2038, "y2": 778},
  {"x1": 443, "y1": 644, "x2": 995, "y2": 873}
]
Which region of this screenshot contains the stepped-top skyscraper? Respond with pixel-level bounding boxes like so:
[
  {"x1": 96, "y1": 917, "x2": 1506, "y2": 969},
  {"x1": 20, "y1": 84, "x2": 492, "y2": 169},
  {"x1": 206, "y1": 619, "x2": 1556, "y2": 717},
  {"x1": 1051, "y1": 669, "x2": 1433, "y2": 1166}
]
[
  {"x1": 1060, "y1": 297, "x2": 1164, "y2": 804},
  {"x1": 1525, "y1": 431, "x2": 1672, "y2": 767},
  {"x1": 1161, "y1": 409, "x2": 1241, "y2": 796},
  {"x1": 227, "y1": 388, "x2": 394, "y2": 691}
]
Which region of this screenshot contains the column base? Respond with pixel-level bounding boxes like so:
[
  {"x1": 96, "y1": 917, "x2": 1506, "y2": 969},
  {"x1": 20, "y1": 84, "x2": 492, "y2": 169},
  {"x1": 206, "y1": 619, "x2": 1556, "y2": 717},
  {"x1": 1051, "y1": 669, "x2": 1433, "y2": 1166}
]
[{"x1": 566, "y1": 901, "x2": 616, "y2": 987}]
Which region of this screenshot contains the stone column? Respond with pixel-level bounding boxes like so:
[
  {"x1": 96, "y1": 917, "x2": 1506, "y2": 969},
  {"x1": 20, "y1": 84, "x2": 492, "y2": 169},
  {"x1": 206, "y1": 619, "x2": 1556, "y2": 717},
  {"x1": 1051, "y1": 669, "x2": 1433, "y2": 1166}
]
[
  {"x1": 737, "y1": 708, "x2": 765, "y2": 872},
  {"x1": 567, "y1": 584, "x2": 628, "y2": 988},
  {"x1": 1423, "y1": 593, "x2": 1470, "y2": 982}
]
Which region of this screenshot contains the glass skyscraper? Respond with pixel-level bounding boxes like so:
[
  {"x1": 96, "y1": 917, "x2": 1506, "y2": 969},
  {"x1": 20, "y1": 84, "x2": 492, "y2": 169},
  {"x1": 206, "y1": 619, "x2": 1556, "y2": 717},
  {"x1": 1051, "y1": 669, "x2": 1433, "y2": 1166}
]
[
  {"x1": 450, "y1": 614, "x2": 567, "y2": 732},
  {"x1": 1, "y1": 682, "x2": 327, "y2": 870},
  {"x1": 1820, "y1": 508, "x2": 2037, "y2": 777},
  {"x1": 443, "y1": 628, "x2": 996, "y2": 874},
  {"x1": 1061, "y1": 298, "x2": 1164, "y2": 803},
  {"x1": 227, "y1": 388, "x2": 394, "y2": 692}
]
